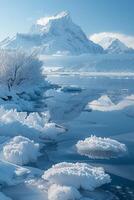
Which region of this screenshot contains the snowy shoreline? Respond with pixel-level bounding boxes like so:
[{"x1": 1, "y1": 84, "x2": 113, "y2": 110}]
[{"x1": 44, "y1": 71, "x2": 134, "y2": 77}]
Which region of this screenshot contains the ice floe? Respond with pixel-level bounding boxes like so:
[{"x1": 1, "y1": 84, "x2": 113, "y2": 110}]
[
  {"x1": 86, "y1": 95, "x2": 134, "y2": 111},
  {"x1": 0, "y1": 107, "x2": 65, "y2": 141},
  {"x1": 43, "y1": 162, "x2": 111, "y2": 191},
  {"x1": 3, "y1": 136, "x2": 40, "y2": 165},
  {"x1": 76, "y1": 135, "x2": 127, "y2": 159}
]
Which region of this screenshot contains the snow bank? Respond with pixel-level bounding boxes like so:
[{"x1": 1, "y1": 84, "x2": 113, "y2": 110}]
[
  {"x1": 43, "y1": 162, "x2": 111, "y2": 191},
  {"x1": 76, "y1": 135, "x2": 127, "y2": 159},
  {"x1": 86, "y1": 95, "x2": 134, "y2": 111},
  {"x1": 0, "y1": 192, "x2": 11, "y2": 200},
  {"x1": 48, "y1": 184, "x2": 81, "y2": 200},
  {"x1": 3, "y1": 136, "x2": 40, "y2": 165},
  {"x1": 0, "y1": 160, "x2": 30, "y2": 186}
]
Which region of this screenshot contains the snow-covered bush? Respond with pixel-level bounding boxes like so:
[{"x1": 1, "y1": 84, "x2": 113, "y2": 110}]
[
  {"x1": 0, "y1": 50, "x2": 44, "y2": 91},
  {"x1": 3, "y1": 136, "x2": 40, "y2": 165},
  {"x1": 43, "y1": 162, "x2": 111, "y2": 191},
  {"x1": 48, "y1": 184, "x2": 81, "y2": 200},
  {"x1": 76, "y1": 135, "x2": 127, "y2": 159}
]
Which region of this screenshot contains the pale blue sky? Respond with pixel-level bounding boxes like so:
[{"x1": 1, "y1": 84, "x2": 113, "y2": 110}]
[{"x1": 0, "y1": 0, "x2": 134, "y2": 40}]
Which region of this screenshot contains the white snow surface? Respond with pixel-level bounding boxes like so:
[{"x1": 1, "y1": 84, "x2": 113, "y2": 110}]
[
  {"x1": 0, "y1": 192, "x2": 11, "y2": 200},
  {"x1": 3, "y1": 136, "x2": 40, "y2": 165},
  {"x1": 76, "y1": 135, "x2": 127, "y2": 159},
  {"x1": 43, "y1": 162, "x2": 111, "y2": 191},
  {"x1": 86, "y1": 95, "x2": 134, "y2": 111},
  {"x1": 48, "y1": 184, "x2": 81, "y2": 200}
]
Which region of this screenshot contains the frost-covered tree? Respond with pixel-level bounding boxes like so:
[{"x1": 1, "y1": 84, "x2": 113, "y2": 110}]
[{"x1": 0, "y1": 50, "x2": 45, "y2": 92}]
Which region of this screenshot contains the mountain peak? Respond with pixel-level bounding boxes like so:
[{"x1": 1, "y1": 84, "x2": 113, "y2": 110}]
[
  {"x1": 0, "y1": 11, "x2": 104, "y2": 55},
  {"x1": 94, "y1": 36, "x2": 134, "y2": 54},
  {"x1": 36, "y1": 11, "x2": 70, "y2": 26},
  {"x1": 106, "y1": 38, "x2": 132, "y2": 54}
]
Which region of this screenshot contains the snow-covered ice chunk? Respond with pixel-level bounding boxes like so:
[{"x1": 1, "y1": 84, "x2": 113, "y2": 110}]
[
  {"x1": 0, "y1": 160, "x2": 30, "y2": 186},
  {"x1": 0, "y1": 192, "x2": 11, "y2": 200},
  {"x1": 0, "y1": 107, "x2": 50, "y2": 126},
  {"x1": 86, "y1": 95, "x2": 115, "y2": 112},
  {"x1": 48, "y1": 184, "x2": 81, "y2": 200},
  {"x1": 3, "y1": 136, "x2": 40, "y2": 165},
  {"x1": 43, "y1": 162, "x2": 111, "y2": 191},
  {"x1": 86, "y1": 95, "x2": 134, "y2": 111},
  {"x1": 76, "y1": 135, "x2": 127, "y2": 159},
  {"x1": 0, "y1": 107, "x2": 65, "y2": 141}
]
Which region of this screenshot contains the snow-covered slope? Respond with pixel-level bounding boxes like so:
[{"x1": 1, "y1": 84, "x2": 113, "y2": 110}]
[
  {"x1": 97, "y1": 37, "x2": 115, "y2": 50},
  {"x1": 0, "y1": 11, "x2": 103, "y2": 55},
  {"x1": 93, "y1": 36, "x2": 134, "y2": 54},
  {"x1": 106, "y1": 39, "x2": 134, "y2": 54}
]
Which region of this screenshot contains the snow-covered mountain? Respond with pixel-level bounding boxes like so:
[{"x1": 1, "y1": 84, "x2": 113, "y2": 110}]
[
  {"x1": 0, "y1": 11, "x2": 103, "y2": 55},
  {"x1": 106, "y1": 39, "x2": 134, "y2": 54},
  {"x1": 96, "y1": 37, "x2": 115, "y2": 50},
  {"x1": 94, "y1": 36, "x2": 134, "y2": 54}
]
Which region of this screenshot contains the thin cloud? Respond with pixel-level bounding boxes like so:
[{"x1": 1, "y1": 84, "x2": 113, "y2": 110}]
[{"x1": 90, "y1": 32, "x2": 134, "y2": 48}]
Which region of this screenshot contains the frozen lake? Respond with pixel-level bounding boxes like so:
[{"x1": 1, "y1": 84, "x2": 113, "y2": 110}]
[
  {"x1": 46, "y1": 74, "x2": 134, "y2": 200},
  {"x1": 2, "y1": 74, "x2": 134, "y2": 200}
]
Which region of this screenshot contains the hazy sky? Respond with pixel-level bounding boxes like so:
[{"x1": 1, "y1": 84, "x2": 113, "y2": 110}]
[{"x1": 0, "y1": 0, "x2": 134, "y2": 41}]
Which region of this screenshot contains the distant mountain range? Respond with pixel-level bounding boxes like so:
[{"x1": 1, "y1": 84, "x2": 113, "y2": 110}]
[
  {"x1": 0, "y1": 11, "x2": 134, "y2": 55},
  {"x1": 96, "y1": 36, "x2": 134, "y2": 54}
]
